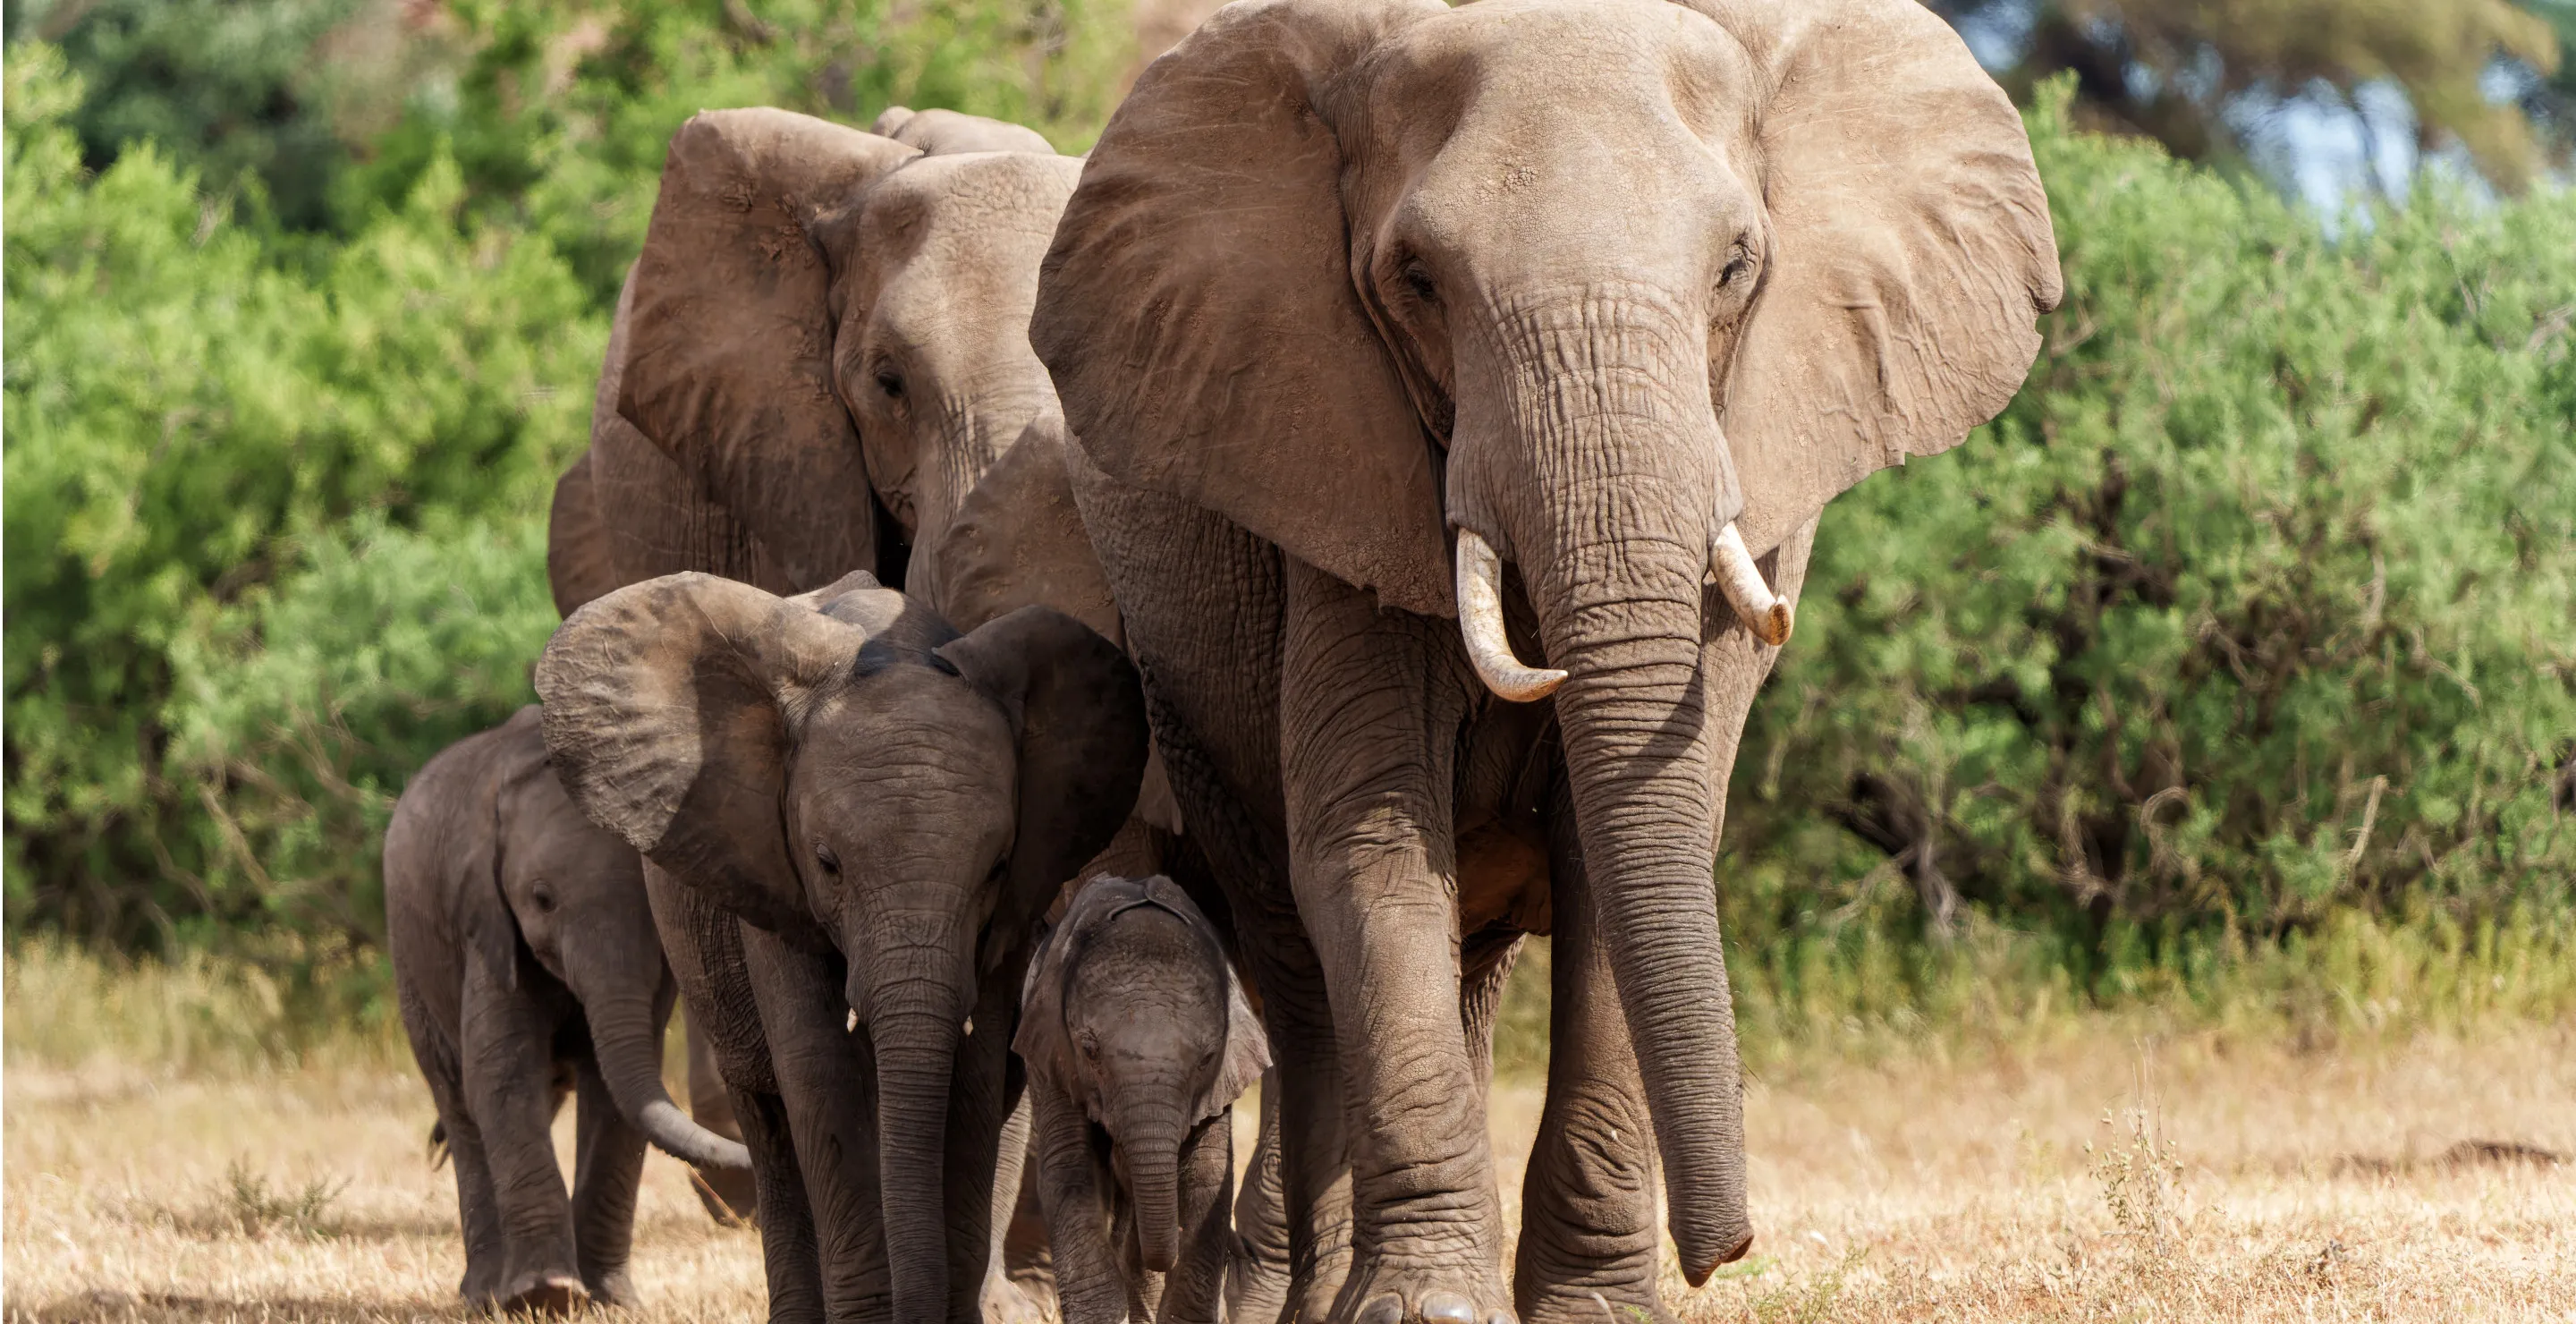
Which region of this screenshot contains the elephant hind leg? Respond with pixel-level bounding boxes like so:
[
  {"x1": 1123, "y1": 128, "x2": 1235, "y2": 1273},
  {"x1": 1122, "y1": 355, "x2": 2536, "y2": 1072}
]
[{"x1": 1513, "y1": 785, "x2": 1668, "y2": 1324}]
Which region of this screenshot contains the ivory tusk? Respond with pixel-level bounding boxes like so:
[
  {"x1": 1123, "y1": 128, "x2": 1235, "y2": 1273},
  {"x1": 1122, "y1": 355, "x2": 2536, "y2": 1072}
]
[
  {"x1": 1454, "y1": 529, "x2": 1567, "y2": 702},
  {"x1": 1711, "y1": 522, "x2": 1792, "y2": 647}
]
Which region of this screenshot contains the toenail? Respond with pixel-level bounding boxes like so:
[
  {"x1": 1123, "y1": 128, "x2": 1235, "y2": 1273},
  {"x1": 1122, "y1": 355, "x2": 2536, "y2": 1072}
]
[
  {"x1": 1359, "y1": 1294, "x2": 1405, "y2": 1324},
  {"x1": 1420, "y1": 1293, "x2": 1476, "y2": 1324}
]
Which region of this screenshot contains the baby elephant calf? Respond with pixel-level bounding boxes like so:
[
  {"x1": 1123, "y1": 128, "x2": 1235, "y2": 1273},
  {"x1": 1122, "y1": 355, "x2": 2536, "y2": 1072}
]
[
  {"x1": 386, "y1": 706, "x2": 750, "y2": 1313},
  {"x1": 1017, "y1": 874, "x2": 1270, "y2": 1324}
]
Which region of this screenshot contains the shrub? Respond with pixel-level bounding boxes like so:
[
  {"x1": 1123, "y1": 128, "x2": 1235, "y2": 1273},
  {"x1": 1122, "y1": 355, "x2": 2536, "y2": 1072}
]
[{"x1": 1723, "y1": 83, "x2": 2576, "y2": 981}]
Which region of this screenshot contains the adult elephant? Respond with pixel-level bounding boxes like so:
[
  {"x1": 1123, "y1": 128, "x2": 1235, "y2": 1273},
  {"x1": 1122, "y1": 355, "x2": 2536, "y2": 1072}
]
[
  {"x1": 545, "y1": 105, "x2": 1126, "y2": 1324},
  {"x1": 1030, "y1": 2, "x2": 2060, "y2": 1323}
]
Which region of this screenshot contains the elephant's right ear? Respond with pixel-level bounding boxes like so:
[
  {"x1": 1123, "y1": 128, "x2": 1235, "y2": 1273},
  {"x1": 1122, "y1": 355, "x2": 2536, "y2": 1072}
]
[
  {"x1": 1032, "y1": 0, "x2": 1455, "y2": 618},
  {"x1": 537, "y1": 573, "x2": 869, "y2": 935},
  {"x1": 618, "y1": 109, "x2": 917, "y2": 591}
]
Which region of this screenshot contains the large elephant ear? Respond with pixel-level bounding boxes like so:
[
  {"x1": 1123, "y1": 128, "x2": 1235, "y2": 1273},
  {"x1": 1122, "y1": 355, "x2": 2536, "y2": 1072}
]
[
  {"x1": 1683, "y1": 0, "x2": 2062, "y2": 556},
  {"x1": 1031, "y1": 0, "x2": 1454, "y2": 617},
  {"x1": 939, "y1": 608, "x2": 1149, "y2": 946},
  {"x1": 869, "y1": 106, "x2": 1056, "y2": 156},
  {"x1": 618, "y1": 109, "x2": 918, "y2": 591},
  {"x1": 918, "y1": 417, "x2": 1122, "y2": 644},
  {"x1": 537, "y1": 573, "x2": 869, "y2": 935},
  {"x1": 547, "y1": 450, "x2": 618, "y2": 616}
]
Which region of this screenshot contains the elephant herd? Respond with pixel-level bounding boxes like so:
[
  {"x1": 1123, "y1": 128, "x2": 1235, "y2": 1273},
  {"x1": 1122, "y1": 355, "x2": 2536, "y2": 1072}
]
[{"x1": 382, "y1": 0, "x2": 2060, "y2": 1320}]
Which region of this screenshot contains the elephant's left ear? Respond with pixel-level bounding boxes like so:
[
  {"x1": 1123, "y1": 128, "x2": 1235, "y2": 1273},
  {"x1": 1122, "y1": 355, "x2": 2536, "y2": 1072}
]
[
  {"x1": 462, "y1": 708, "x2": 554, "y2": 991},
  {"x1": 940, "y1": 608, "x2": 1149, "y2": 938},
  {"x1": 1684, "y1": 0, "x2": 2062, "y2": 557},
  {"x1": 1205, "y1": 962, "x2": 1271, "y2": 1121}
]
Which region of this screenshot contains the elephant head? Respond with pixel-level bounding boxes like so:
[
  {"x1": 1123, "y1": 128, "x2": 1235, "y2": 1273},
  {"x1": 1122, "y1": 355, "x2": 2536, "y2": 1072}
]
[
  {"x1": 458, "y1": 708, "x2": 753, "y2": 1174},
  {"x1": 1015, "y1": 874, "x2": 1268, "y2": 1272},
  {"x1": 579, "y1": 106, "x2": 1084, "y2": 615},
  {"x1": 1032, "y1": 0, "x2": 2059, "y2": 1279},
  {"x1": 536, "y1": 573, "x2": 1148, "y2": 1324}
]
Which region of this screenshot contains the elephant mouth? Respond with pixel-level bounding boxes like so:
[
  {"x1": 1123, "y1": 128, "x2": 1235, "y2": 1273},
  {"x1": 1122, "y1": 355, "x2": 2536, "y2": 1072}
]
[{"x1": 1452, "y1": 520, "x2": 1792, "y2": 701}]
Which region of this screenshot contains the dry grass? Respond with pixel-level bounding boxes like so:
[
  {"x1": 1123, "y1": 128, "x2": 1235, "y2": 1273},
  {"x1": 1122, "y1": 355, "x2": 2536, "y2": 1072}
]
[{"x1": 8, "y1": 1019, "x2": 2571, "y2": 1323}]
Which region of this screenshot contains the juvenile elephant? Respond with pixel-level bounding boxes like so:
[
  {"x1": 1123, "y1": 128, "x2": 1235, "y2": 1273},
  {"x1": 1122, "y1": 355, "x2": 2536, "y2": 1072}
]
[
  {"x1": 538, "y1": 571, "x2": 1148, "y2": 1324},
  {"x1": 1031, "y1": 2, "x2": 2060, "y2": 1322},
  {"x1": 386, "y1": 706, "x2": 751, "y2": 1313},
  {"x1": 1016, "y1": 875, "x2": 1269, "y2": 1324}
]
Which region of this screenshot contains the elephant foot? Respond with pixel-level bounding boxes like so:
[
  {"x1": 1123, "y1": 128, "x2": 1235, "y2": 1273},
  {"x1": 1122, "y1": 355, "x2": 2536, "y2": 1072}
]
[
  {"x1": 980, "y1": 1269, "x2": 1052, "y2": 1324},
  {"x1": 1229, "y1": 1247, "x2": 1293, "y2": 1324},
  {"x1": 581, "y1": 1268, "x2": 635, "y2": 1311},
  {"x1": 1333, "y1": 1260, "x2": 1516, "y2": 1324},
  {"x1": 493, "y1": 1269, "x2": 590, "y2": 1316}
]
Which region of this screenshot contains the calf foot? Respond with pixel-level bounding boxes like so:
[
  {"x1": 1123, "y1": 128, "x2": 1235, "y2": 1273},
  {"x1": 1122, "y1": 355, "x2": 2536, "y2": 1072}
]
[{"x1": 495, "y1": 1269, "x2": 589, "y2": 1316}]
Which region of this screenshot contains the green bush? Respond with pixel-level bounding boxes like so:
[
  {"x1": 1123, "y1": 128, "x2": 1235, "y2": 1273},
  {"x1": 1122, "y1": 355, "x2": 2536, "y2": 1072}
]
[
  {"x1": 4, "y1": 45, "x2": 597, "y2": 945},
  {"x1": 1722, "y1": 84, "x2": 2576, "y2": 985}
]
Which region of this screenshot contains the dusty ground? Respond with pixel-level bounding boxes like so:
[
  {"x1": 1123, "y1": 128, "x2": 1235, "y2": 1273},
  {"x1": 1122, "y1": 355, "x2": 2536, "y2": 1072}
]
[{"x1": 5, "y1": 1025, "x2": 2571, "y2": 1322}]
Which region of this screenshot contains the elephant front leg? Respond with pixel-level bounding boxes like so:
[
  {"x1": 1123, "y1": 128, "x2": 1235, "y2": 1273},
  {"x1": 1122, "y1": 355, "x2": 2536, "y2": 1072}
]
[
  {"x1": 743, "y1": 927, "x2": 889, "y2": 1324},
  {"x1": 1031, "y1": 1076, "x2": 1131, "y2": 1324},
  {"x1": 1157, "y1": 1111, "x2": 1237, "y2": 1324},
  {"x1": 1225, "y1": 1076, "x2": 1293, "y2": 1324},
  {"x1": 1279, "y1": 557, "x2": 1506, "y2": 1324},
  {"x1": 1511, "y1": 784, "x2": 1665, "y2": 1324},
  {"x1": 572, "y1": 1056, "x2": 649, "y2": 1307},
  {"x1": 458, "y1": 972, "x2": 587, "y2": 1314}
]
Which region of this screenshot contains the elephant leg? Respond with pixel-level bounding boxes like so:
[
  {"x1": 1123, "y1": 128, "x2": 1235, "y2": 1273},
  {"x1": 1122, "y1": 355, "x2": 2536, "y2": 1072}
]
[
  {"x1": 1459, "y1": 928, "x2": 1525, "y2": 1098},
  {"x1": 1512, "y1": 777, "x2": 1664, "y2": 1324},
  {"x1": 1068, "y1": 462, "x2": 1355, "y2": 1319},
  {"x1": 458, "y1": 971, "x2": 586, "y2": 1313},
  {"x1": 1158, "y1": 1111, "x2": 1236, "y2": 1324},
  {"x1": 743, "y1": 927, "x2": 887, "y2": 1324},
  {"x1": 982, "y1": 1096, "x2": 1049, "y2": 1324},
  {"x1": 1002, "y1": 1125, "x2": 1058, "y2": 1313},
  {"x1": 647, "y1": 864, "x2": 823, "y2": 1322},
  {"x1": 400, "y1": 992, "x2": 507, "y2": 1302},
  {"x1": 1226, "y1": 1075, "x2": 1292, "y2": 1324},
  {"x1": 688, "y1": 1012, "x2": 759, "y2": 1225},
  {"x1": 571, "y1": 1054, "x2": 649, "y2": 1306},
  {"x1": 1031, "y1": 1074, "x2": 1130, "y2": 1324},
  {"x1": 944, "y1": 952, "x2": 1032, "y2": 1324},
  {"x1": 1279, "y1": 556, "x2": 1503, "y2": 1324}
]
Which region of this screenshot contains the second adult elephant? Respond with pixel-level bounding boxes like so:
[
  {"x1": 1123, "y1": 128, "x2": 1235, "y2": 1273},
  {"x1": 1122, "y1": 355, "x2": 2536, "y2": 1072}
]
[
  {"x1": 1033, "y1": 2, "x2": 2060, "y2": 1322},
  {"x1": 539, "y1": 573, "x2": 1148, "y2": 1324}
]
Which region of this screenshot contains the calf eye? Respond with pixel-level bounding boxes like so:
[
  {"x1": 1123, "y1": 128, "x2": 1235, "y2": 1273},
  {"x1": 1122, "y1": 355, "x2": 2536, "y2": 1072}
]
[
  {"x1": 1078, "y1": 1030, "x2": 1101, "y2": 1061},
  {"x1": 815, "y1": 844, "x2": 841, "y2": 876},
  {"x1": 874, "y1": 368, "x2": 906, "y2": 400},
  {"x1": 531, "y1": 887, "x2": 557, "y2": 914}
]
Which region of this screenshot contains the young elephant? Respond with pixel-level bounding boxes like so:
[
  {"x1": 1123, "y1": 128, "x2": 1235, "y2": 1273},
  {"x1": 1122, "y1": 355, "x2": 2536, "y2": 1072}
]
[
  {"x1": 1017, "y1": 874, "x2": 1270, "y2": 1324},
  {"x1": 538, "y1": 571, "x2": 1148, "y2": 1324},
  {"x1": 386, "y1": 706, "x2": 751, "y2": 1313}
]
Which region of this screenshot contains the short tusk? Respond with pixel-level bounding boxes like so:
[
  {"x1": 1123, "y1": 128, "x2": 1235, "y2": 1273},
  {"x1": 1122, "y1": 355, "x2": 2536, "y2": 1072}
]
[
  {"x1": 1455, "y1": 529, "x2": 1567, "y2": 702},
  {"x1": 1711, "y1": 522, "x2": 1792, "y2": 647}
]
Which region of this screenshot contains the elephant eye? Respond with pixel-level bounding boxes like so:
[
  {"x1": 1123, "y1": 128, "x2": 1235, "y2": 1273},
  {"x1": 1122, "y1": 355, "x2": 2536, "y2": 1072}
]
[
  {"x1": 1077, "y1": 1030, "x2": 1100, "y2": 1061},
  {"x1": 815, "y1": 843, "x2": 840, "y2": 876},
  {"x1": 1719, "y1": 252, "x2": 1755, "y2": 289},
  {"x1": 874, "y1": 367, "x2": 905, "y2": 401},
  {"x1": 530, "y1": 887, "x2": 556, "y2": 914},
  {"x1": 1401, "y1": 260, "x2": 1437, "y2": 304}
]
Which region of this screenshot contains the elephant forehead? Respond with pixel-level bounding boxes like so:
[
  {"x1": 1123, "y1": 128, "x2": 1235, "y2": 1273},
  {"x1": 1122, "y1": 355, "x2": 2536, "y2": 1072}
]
[
  {"x1": 795, "y1": 667, "x2": 1016, "y2": 794},
  {"x1": 1364, "y1": 0, "x2": 1751, "y2": 120},
  {"x1": 861, "y1": 152, "x2": 1080, "y2": 255}
]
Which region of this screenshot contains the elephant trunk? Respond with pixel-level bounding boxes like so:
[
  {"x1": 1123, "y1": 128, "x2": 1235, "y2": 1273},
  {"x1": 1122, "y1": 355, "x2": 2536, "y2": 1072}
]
[
  {"x1": 1114, "y1": 1093, "x2": 1191, "y2": 1274},
  {"x1": 573, "y1": 970, "x2": 753, "y2": 1172},
  {"x1": 1448, "y1": 293, "x2": 1753, "y2": 1284},
  {"x1": 860, "y1": 972, "x2": 966, "y2": 1324}
]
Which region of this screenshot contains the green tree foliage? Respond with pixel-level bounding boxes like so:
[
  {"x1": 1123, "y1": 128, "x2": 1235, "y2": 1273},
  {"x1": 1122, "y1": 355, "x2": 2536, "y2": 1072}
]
[
  {"x1": 1724, "y1": 84, "x2": 2576, "y2": 980},
  {"x1": 4, "y1": 46, "x2": 597, "y2": 944},
  {"x1": 1934, "y1": 0, "x2": 2569, "y2": 187}
]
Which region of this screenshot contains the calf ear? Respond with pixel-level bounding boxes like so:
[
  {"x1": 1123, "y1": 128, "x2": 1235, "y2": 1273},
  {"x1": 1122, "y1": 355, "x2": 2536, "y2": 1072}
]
[
  {"x1": 538, "y1": 573, "x2": 869, "y2": 935},
  {"x1": 451, "y1": 709, "x2": 553, "y2": 991},
  {"x1": 1012, "y1": 920, "x2": 1077, "y2": 1090},
  {"x1": 939, "y1": 608, "x2": 1148, "y2": 945},
  {"x1": 1205, "y1": 970, "x2": 1272, "y2": 1122}
]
